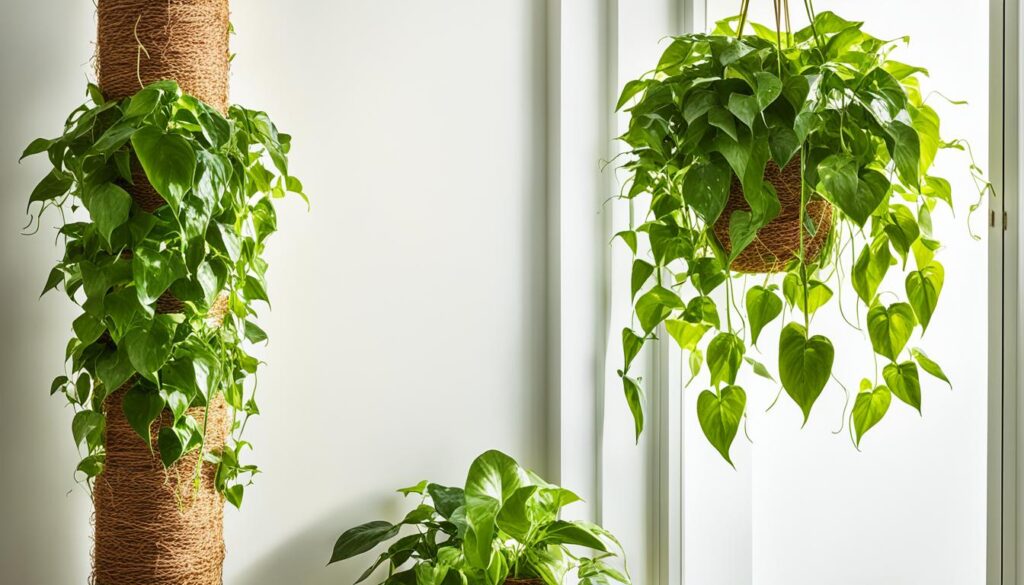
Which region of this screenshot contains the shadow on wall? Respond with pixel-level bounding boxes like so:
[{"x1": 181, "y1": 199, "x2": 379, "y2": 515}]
[{"x1": 230, "y1": 501, "x2": 392, "y2": 585}]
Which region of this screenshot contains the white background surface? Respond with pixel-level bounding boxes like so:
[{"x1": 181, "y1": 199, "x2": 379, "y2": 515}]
[
  {"x1": 684, "y1": 2, "x2": 991, "y2": 584},
  {"x1": 0, "y1": 2, "x2": 549, "y2": 584}
]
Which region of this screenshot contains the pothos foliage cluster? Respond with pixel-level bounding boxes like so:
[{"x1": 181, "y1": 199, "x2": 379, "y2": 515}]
[
  {"x1": 329, "y1": 450, "x2": 630, "y2": 585},
  {"x1": 331, "y1": 450, "x2": 626, "y2": 585},
  {"x1": 24, "y1": 80, "x2": 304, "y2": 506},
  {"x1": 615, "y1": 10, "x2": 988, "y2": 462}
]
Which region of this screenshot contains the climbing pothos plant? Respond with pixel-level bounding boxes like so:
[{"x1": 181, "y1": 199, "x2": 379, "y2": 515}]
[
  {"x1": 615, "y1": 6, "x2": 990, "y2": 463},
  {"x1": 23, "y1": 80, "x2": 305, "y2": 506}
]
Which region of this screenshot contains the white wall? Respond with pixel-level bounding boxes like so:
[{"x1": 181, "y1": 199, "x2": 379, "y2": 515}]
[
  {"x1": 685, "y1": 2, "x2": 991, "y2": 585},
  {"x1": 0, "y1": 2, "x2": 550, "y2": 584}
]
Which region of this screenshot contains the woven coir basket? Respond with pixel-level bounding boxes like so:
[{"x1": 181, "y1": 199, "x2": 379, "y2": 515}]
[
  {"x1": 712, "y1": 159, "x2": 831, "y2": 274},
  {"x1": 711, "y1": 159, "x2": 833, "y2": 273}
]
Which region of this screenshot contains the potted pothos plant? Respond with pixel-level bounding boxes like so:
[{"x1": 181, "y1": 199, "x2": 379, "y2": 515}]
[
  {"x1": 23, "y1": 79, "x2": 304, "y2": 504},
  {"x1": 614, "y1": 4, "x2": 989, "y2": 461},
  {"x1": 329, "y1": 450, "x2": 630, "y2": 585}
]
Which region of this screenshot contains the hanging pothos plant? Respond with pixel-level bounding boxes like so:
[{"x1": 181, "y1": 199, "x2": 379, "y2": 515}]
[
  {"x1": 614, "y1": 5, "x2": 990, "y2": 462},
  {"x1": 23, "y1": 80, "x2": 304, "y2": 506}
]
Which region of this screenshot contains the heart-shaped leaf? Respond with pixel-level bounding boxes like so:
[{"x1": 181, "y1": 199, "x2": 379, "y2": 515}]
[
  {"x1": 696, "y1": 386, "x2": 746, "y2": 465},
  {"x1": 122, "y1": 382, "x2": 166, "y2": 444},
  {"x1": 867, "y1": 302, "x2": 917, "y2": 362},
  {"x1": 906, "y1": 262, "x2": 944, "y2": 331},
  {"x1": 707, "y1": 332, "x2": 745, "y2": 387},
  {"x1": 665, "y1": 319, "x2": 709, "y2": 352},
  {"x1": 778, "y1": 322, "x2": 834, "y2": 423},
  {"x1": 683, "y1": 157, "x2": 731, "y2": 223},
  {"x1": 852, "y1": 385, "x2": 891, "y2": 446},
  {"x1": 130, "y1": 127, "x2": 196, "y2": 209},
  {"x1": 635, "y1": 286, "x2": 684, "y2": 333},
  {"x1": 749, "y1": 286, "x2": 778, "y2": 346},
  {"x1": 883, "y1": 361, "x2": 922, "y2": 412},
  {"x1": 852, "y1": 236, "x2": 892, "y2": 304}
]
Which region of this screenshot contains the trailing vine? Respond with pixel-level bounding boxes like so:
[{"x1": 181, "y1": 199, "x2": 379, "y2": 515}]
[
  {"x1": 24, "y1": 80, "x2": 304, "y2": 506},
  {"x1": 615, "y1": 7, "x2": 991, "y2": 461}
]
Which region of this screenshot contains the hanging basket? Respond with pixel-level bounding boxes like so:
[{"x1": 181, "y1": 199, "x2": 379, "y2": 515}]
[
  {"x1": 93, "y1": 1, "x2": 231, "y2": 584},
  {"x1": 711, "y1": 159, "x2": 833, "y2": 273}
]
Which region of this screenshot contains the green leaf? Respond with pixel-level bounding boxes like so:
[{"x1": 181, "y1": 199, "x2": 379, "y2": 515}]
[
  {"x1": 158, "y1": 425, "x2": 189, "y2": 467},
  {"x1": 888, "y1": 120, "x2": 921, "y2": 186},
  {"x1": 29, "y1": 170, "x2": 73, "y2": 205},
  {"x1": 635, "y1": 286, "x2": 684, "y2": 334},
  {"x1": 911, "y1": 348, "x2": 951, "y2": 387},
  {"x1": 132, "y1": 247, "x2": 186, "y2": 306},
  {"x1": 630, "y1": 259, "x2": 654, "y2": 300},
  {"x1": 616, "y1": 79, "x2": 650, "y2": 110},
  {"x1": 778, "y1": 323, "x2": 834, "y2": 423},
  {"x1": 496, "y1": 485, "x2": 539, "y2": 541},
  {"x1": 852, "y1": 386, "x2": 891, "y2": 446},
  {"x1": 614, "y1": 230, "x2": 638, "y2": 254},
  {"x1": 852, "y1": 236, "x2": 892, "y2": 305},
  {"x1": 753, "y1": 72, "x2": 782, "y2": 110},
  {"x1": 665, "y1": 319, "x2": 709, "y2": 351},
  {"x1": 130, "y1": 127, "x2": 196, "y2": 209},
  {"x1": 96, "y1": 344, "x2": 135, "y2": 391},
  {"x1": 622, "y1": 328, "x2": 644, "y2": 370},
  {"x1": 708, "y1": 107, "x2": 738, "y2": 141},
  {"x1": 817, "y1": 154, "x2": 878, "y2": 225},
  {"x1": 465, "y1": 450, "x2": 523, "y2": 503},
  {"x1": 463, "y1": 495, "x2": 500, "y2": 569},
  {"x1": 683, "y1": 157, "x2": 731, "y2": 223},
  {"x1": 72, "y1": 410, "x2": 105, "y2": 450},
  {"x1": 707, "y1": 332, "x2": 745, "y2": 387},
  {"x1": 76, "y1": 454, "x2": 105, "y2": 478},
  {"x1": 72, "y1": 312, "x2": 105, "y2": 347},
  {"x1": 427, "y1": 484, "x2": 465, "y2": 520},
  {"x1": 924, "y1": 176, "x2": 953, "y2": 210},
  {"x1": 622, "y1": 375, "x2": 645, "y2": 440},
  {"x1": 744, "y1": 356, "x2": 776, "y2": 382},
  {"x1": 883, "y1": 361, "x2": 922, "y2": 412},
  {"x1": 541, "y1": 520, "x2": 608, "y2": 551},
  {"x1": 867, "y1": 303, "x2": 917, "y2": 362},
  {"x1": 696, "y1": 386, "x2": 746, "y2": 465},
  {"x1": 124, "y1": 315, "x2": 177, "y2": 381},
  {"x1": 727, "y1": 93, "x2": 759, "y2": 128},
  {"x1": 84, "y1": 183, "x2": 132, "y2": 243},
  {"x1": 329, "y1": 521, "x2": 401, "y2": 564},
  {"x1": 746, "y1": 285, "x2": 782, "y2": 346},
  {"x1": 906, "y1": 262, "x2": 944, "y2": 331},
  {"x1": 244, "y1": 320, "x2": 268, "y2": 344},
  {"x1": 782, "y1": 274, "x2": 833, "y2": 315},
  {"x1": 122, "y1": 383, "x2": 165, "y2": 444},
  {"x1": 885, "y1": 205, "x2": 921, "y2": 265}
]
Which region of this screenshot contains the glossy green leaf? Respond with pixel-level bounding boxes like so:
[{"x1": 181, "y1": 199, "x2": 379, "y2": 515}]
[
  {"x1": 696, "y1": 386, "x2": 746, "y2": 465},
  {"x1": 852, "y1": 385, "x2": 891, "y2": 446},
  {"x1": 746, "y1": 285, "x2": 782, "y2": 347},
  {"x1": 683, "y1": 157, "x2": 731, "y2": 223},
  {"x1": 124, "y1": 315, "x2": 177, "y2": 381},
  {"x1": 852, "y1": 236, "x2": 892, "y2": 305},
  {"x1": 83, "y1": 183, "x2": 132, "y2": 243},
  {"x1": 130, "y1": 127, "x2": 196, "y2": 209},
  {"x1": 665, "y1": 319, "x2": 709, "y2": 351},
  {"x1": 906, "y1": 262, "x2": 944, "y2": 331},
  {"x1": 912, "y1": 348, "x2": 951, "y2": 387},
  {"x1": 631, "y1": 259, "x2": 654, "y2": 300},
  {"x1": 330, "y1": 521, "x2": 401, "y2": 564},
  {"x1": 778, "y1": 323, "x2": 834, "y2": 423},
  {"x1": 867, "y1": 303, "x2": 917, "y2": 362},
  {"x1": 707, "y1": 332, "x2": 744, "y2": 387},
  {"x1": 122, "y1": 383, "x2": 165, "y2": 444},
  {"x1": 635, "y1": 286, "x2": 684, "y2": 333},
  {"x1": 72, "y1": 410, "x2": 105, "y2": 450},
  {"x1": 883, "y1": 361, "x2": 922, "y2": 412},
  {"x1": 622, "y1": 375, "x2": 645, "y2": 440}
]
